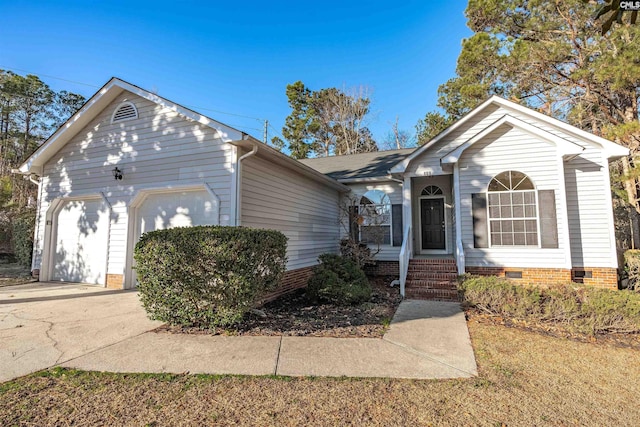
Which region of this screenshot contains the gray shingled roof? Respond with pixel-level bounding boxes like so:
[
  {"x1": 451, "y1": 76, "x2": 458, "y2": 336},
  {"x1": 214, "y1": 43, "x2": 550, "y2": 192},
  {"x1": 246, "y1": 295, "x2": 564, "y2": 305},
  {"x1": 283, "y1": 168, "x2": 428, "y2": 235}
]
[{"x1": 298, "y1": 148, "x2": 415, "y2": 180}]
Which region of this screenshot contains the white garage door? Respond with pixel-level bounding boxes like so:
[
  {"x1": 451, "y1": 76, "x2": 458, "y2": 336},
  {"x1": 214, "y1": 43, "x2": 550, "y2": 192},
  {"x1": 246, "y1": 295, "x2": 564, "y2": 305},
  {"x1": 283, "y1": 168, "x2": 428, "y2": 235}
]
[
  {"x1": 52, "y1": 199, "x2": 109, "y2": 284},
  {"x1": 136, "y1": 189, "x2": 218, "y2": 238}
]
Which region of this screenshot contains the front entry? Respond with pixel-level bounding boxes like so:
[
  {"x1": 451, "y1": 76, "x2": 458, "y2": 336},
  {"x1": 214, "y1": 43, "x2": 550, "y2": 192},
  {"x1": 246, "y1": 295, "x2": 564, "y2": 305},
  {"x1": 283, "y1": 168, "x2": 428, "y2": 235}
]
[{"x1": 420, "y1": 198, "x2": 446, "y2": 250}]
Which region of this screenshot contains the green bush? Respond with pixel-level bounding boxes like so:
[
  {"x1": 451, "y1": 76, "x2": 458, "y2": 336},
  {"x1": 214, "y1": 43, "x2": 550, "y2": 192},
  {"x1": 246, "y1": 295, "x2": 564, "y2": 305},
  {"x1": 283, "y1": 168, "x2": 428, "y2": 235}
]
[
  {"x1": 134, "y1": 226, "x2": 287, "y2": 328},
  {"x1": 458, "y1": 275, "x2": 640, "y2": 335},
  {"x1": 306, "y1": 253, "x2": 371, "y2": 305},
  {"x1": 11, "y1": 211, "x2": 35, "y2": 268}
]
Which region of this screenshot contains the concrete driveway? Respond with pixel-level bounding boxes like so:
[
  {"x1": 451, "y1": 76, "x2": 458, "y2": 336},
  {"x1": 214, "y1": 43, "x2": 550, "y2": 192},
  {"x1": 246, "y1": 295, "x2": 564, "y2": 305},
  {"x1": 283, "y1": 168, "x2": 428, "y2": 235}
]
[{"x1": 0, "y1": 282, "x2": 161, "y2": 382}]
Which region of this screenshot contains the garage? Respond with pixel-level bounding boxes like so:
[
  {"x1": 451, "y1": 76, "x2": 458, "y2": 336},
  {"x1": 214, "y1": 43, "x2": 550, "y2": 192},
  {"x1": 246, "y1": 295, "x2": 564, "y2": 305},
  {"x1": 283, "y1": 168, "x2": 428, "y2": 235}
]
[
  {"x1": 135, "y1": 189, "x2": 219, "y2": 238},
  {"x1": 51, "y1": 199, "x2": 110, "y2": 284}
]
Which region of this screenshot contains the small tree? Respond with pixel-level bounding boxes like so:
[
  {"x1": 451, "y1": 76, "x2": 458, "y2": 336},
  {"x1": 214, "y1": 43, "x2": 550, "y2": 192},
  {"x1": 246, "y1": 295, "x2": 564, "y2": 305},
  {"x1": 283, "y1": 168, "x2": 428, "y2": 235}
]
[{"x1": 337, "y1": 193, "x2": 387, "y2": 267}]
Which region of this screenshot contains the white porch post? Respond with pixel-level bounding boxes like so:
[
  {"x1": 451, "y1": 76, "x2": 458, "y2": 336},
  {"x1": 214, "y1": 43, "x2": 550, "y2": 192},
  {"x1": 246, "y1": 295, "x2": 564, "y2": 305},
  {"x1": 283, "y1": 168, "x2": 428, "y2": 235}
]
[
  {"x1": 453, "y1": 163, "x2": 465, "y2": 274},
  {"x1": 403, "y1": 176, "x2": 412, "y2": 246}
]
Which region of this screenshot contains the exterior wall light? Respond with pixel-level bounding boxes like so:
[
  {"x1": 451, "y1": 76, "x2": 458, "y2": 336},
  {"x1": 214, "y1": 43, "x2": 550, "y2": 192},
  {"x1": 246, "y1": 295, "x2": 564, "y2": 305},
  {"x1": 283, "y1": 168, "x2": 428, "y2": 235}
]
[{"x1": 112, "y1": 167, "x2": 123, "y2": 180}]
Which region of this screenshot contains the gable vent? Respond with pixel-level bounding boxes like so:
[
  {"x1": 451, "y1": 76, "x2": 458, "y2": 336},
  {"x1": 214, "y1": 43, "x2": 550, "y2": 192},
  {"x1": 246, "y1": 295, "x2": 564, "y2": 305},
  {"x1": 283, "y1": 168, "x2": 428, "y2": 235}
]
[{"x1": 111, "y1": 102, "x2": 138, "y2": 123}]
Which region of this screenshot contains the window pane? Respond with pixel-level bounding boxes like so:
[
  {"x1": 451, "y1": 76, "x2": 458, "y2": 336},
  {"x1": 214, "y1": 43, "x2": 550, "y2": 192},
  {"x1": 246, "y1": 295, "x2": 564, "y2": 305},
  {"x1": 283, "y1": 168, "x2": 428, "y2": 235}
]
[
  {"x1": 513, "y1": 205, "x2": 524, "y2": 217},
  {"x1": 524, "y1": 192, "x2": 535, "y2": 204},
  {"x1": 489, "y1": 206, "x2": 500, "y2": 217},
  {"x1": 502, "y1": 233, "x2": 514, "y2": 245},
  {"x1": 488, "y1": 193, "x2": 500, "y2": 205},
  {"x1": 512, "y1": 192, "x2": 524, "y2": 205},
  {"x1": 526, "y1": 232, "x2": 538, "y2": 245},
  {"x1": 500, "y1": 193, "x2": 511, "y2": 205},
  {"x1": 490, "y1": 221, "x2": 501, "y2": 232},
  {"x1": 514, "y1": 233, "x2": 526, "y2": 245},
  {"x1": 525, "y1": 220, "x2": 537, "y2": 232},
  {"x1": 501, "y1": 220, "x2": 513, "y2": 232},
  {"x1": 500, "y1": 206, "x2": 511, "y2": 218},
  {"x1": 514, "y1": 220, "x2": 525, "y2": 232},
  {"x1": 524, "y1": 205, "x2": 536, "y2": 217},
  {"x1": 361, "y1": 226, "x2": 391, "y2": 245},
  {"x1": 491, "y1": 233, "x2": 502, "y2": 245}
]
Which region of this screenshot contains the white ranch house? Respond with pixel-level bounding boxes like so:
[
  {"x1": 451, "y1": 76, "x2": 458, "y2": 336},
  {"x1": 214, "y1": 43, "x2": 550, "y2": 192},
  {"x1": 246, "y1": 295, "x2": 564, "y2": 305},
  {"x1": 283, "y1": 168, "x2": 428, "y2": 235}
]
[{"x1": 18, "y1": 78, "x2": 628, "y2": 299}]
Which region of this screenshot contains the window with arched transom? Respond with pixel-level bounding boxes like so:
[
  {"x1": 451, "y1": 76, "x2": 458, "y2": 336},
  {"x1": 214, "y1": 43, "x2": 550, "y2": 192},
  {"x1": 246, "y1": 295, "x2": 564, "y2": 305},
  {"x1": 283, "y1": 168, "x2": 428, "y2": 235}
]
[
  {"x1": 487, "y1": 171, "x2": 538, "y2": 246},
  {"x1": 359, "y1": 189, "x2": 391, "y2": 245}
]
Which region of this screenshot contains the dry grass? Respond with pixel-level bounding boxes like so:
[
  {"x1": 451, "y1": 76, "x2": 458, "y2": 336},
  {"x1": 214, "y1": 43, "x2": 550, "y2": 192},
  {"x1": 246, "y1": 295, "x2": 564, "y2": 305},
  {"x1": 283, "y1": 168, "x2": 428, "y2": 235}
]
[{"x1": 1, "y1": 319, "x2": 639, "y2": 426}]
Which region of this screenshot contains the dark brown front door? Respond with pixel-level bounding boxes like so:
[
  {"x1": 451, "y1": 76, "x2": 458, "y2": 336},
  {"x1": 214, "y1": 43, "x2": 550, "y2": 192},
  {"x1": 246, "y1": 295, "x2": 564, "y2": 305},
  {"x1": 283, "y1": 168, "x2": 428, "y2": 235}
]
[{"x1": 421, "y1": 198, "x2": 445, "y2": 250}]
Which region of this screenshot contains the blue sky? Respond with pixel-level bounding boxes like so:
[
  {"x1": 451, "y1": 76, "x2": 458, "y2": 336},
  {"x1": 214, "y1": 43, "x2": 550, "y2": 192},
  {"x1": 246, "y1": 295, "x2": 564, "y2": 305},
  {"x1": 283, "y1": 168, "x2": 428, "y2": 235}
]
[{"x1": 1, "y1": 0, "x2": 472, "y2": 150}]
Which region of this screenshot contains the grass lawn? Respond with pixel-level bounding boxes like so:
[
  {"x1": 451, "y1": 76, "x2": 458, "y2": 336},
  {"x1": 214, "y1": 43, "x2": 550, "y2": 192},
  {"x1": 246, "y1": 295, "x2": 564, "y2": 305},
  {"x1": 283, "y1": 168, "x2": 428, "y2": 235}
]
[{"x1": 1, "y1": 317, "x2": 638, "y2": 426}]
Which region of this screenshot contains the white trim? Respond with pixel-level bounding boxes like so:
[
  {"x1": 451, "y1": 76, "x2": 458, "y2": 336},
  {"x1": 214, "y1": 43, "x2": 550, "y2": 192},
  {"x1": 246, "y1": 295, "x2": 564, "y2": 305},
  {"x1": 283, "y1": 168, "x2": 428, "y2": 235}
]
[
  {"x1": 124, "y1": 182, "x2": 221, "y2": 288},
  {"x1": 19, "y1": 78, "x2": 245, "y2": 173},
  {"x1": 417, "y1": 195, "x2": 449, "y2": 254},
  {"x1": 229, "y1": 144, "x2": 238, "y2": 226},
  {"x1": 453, "y1": 164, "x2": 464, "y2": 274},
  {"x1": 556, "y1": 155, "x2": 574, "y2": 269},
  {"x1": 486, "y1": 189, "x2": 541, "y2": 249},
  {"x1": 441, "y1": 115, "x2": 584, "y2": 165},
  {"x1": 31, "y1": 180, "x2": 43, "y2": 272},
  {"x1": 602, "y1": 151, "x2": 620, "y2": 268},
  {"x1": 40, "y1": 194, "x2": 110, "y2": 285},
  {"x1": 110, "y1": 101, "x2": 138, "y2": 124},
  {"x1": 402, "y1": 176, "x2": 412, "y2": 251},
  {"x1": 389, "y1": 96, "x2": 628, "y2": 174}
]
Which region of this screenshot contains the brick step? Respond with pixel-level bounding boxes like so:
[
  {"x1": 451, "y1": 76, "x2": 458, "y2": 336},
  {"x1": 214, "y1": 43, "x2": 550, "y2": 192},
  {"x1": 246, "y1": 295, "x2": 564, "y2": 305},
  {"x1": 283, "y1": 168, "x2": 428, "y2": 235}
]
[
  {"x1": 409, "y1": 258, "x2": 456, "y2": 265},
  {"x1": 406, "y1": 271, "x2": 458, "y2": 280},
  {"x1": 406, "y1": 279, "x2": 457, "y2": 290},
  {"x1": 404, "y1": 288, "x2": 460, "y2": 301},
  {"x1": 408, "y1": 264, "x2": 457, "y2": 273}
]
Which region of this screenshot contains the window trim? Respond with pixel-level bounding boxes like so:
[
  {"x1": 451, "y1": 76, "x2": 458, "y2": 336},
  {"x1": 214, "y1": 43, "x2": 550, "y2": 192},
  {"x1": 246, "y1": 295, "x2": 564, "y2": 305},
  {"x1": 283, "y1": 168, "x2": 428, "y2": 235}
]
[
  {"x1": 358, "y1": 190, "x2": 392, "y2": 246},
  {"x1": 486, "y1": 172, "x2": 541, "y2": 249}
]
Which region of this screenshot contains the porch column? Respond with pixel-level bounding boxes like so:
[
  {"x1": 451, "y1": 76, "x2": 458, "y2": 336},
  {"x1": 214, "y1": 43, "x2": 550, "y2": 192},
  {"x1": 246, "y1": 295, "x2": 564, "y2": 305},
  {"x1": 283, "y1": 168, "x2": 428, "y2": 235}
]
[
  {"x1": 402, "y1": 176, "x2": 412, "y2": 248},
  {"x1": 453, "y1": 164, "x2": 465, "y2": 274}
]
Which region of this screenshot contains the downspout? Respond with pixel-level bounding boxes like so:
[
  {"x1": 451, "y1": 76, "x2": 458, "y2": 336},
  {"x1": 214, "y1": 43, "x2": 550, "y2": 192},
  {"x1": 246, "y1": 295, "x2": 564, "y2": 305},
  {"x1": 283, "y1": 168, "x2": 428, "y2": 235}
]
[{"x1": 235, "y1": 140, "x2": 258, "y2": 226}]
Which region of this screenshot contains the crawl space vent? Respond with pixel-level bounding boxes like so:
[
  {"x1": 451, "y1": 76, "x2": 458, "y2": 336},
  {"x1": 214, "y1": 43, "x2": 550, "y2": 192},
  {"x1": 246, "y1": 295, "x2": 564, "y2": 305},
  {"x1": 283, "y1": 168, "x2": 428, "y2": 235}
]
[{"x1": 112, "y1": 102, "x2": 138, "y2": 123}]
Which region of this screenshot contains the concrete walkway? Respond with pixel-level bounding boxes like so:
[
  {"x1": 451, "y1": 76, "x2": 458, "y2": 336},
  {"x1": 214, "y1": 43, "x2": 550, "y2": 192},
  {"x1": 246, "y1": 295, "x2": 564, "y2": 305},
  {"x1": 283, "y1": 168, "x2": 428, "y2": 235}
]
[{"x1": 1, "y1": 282, "x2": 477, "y2": 381}]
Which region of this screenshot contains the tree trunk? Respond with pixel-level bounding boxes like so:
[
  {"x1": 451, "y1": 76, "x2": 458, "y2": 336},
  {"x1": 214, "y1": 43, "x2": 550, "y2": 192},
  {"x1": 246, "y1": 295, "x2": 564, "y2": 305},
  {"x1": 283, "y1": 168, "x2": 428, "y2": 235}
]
[{"x1": 621, "y1": 156, "x2": 640, "y2": 248}]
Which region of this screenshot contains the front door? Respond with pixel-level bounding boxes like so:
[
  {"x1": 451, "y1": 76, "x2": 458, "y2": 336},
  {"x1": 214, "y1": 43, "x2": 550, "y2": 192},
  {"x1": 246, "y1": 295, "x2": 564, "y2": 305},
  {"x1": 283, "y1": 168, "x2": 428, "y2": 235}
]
[{"x1": 420, "y1": 198, "x2": 445, "y2": 250}]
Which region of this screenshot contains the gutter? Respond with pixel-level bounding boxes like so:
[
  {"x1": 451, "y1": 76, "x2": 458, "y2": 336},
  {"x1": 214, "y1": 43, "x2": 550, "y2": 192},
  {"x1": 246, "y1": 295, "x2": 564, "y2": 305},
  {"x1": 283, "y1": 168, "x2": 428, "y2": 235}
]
[{"x1": 235, "y1": 138, "x2": 258, "y2": 226}]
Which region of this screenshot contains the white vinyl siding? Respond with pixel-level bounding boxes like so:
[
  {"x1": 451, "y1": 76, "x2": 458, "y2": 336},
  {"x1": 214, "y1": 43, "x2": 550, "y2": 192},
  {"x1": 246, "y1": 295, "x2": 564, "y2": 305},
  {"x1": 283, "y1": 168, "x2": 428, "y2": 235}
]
[
  {"x1": 34, "y1": 92, "x2": 235, "y2": 278},
  {"x1": 564, "y1": 148, "x2": 614, "y2": 267},
  {"x1": 406, "y1": 104, "x2": 505, "y2": 177},
  {"x1": 345, "y1": 181, "x2": 403, "y2": 261},
  {"x1": 458, "y1": 126, "x2": 568, "y2": 268},
  {"x1": 240, "y1": 156, "x2": 341, "y2": 270}
]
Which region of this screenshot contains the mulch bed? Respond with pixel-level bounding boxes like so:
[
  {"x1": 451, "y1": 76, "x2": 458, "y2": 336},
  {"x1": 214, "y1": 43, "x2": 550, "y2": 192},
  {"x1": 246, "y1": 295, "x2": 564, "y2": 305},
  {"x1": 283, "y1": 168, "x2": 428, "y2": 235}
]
[
  {"x1": 465, "y1": 309, "x2": 640, "y2": 350},
  {"x1": 156, "y1": 276, "x2": 402, "y2": 338}
]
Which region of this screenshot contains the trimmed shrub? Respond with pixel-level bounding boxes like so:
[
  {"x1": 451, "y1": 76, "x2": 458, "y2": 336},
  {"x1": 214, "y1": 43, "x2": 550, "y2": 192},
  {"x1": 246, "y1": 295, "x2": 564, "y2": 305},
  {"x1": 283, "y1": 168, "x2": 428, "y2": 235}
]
[
  {"x1": 306, "y1": 253, "x2": 371, "y2": 305},
  {"x1": 339, "y1": 238, "x2": 373, "y2": 268},
  {"x1": 11, "y1": 211, "x2": 35, "y2": 268},
  {"x1": 458, "y1": 275, "x2": 640, "y2": 335},
  {"x1": 134, "y1": 226, "x2": 287, "y2": 328}
]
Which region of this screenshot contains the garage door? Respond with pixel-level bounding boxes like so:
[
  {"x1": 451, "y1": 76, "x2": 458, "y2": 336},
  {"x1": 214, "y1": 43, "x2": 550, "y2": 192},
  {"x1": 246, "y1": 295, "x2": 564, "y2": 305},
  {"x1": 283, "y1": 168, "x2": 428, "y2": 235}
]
[
  {"x1": 136, "y1": 189, "x2": 218, "y2": 238},
  {"x1": 52, "y1": 199, "x2": 109, "y2": 284}
]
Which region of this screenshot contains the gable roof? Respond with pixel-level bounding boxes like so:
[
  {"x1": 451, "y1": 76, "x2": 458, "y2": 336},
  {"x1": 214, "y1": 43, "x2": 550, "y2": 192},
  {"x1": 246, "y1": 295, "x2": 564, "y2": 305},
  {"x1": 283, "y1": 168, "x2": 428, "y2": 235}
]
[
  {"x1": 390, "y1": 95, "x2": 629, "y2": 174},
  {"x1": 18, "y1": 77, "x2": 247, "y2": 175},
  {"x1": 299, "y1": 148, "x2": 414, "y2": 182},
  {"x1": 440, "y1": 114, "x2": 584, "y2": 165}
]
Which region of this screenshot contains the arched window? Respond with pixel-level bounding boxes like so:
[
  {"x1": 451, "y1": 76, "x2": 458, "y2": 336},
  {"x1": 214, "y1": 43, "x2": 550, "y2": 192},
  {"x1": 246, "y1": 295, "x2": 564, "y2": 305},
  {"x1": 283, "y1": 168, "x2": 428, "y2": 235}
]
[
  {"x1": 111, "y1": 102, "x2": 138, "y2": 124},
  {"x1": 359, "y1": 189, "x2": 391, "y2": 245},
  {"x1": 421, "y1": 185, "x2": 443, "y2": 196},
  {"x1": 487, "y1": 171, "x2": 538, "y2": 246}
]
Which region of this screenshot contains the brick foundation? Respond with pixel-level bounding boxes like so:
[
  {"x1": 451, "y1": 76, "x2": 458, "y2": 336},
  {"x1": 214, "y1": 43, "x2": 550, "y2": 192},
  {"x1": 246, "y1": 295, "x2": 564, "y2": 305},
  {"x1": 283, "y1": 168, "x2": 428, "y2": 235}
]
[
  {"x1": 364, "y1": 261, "x2": 399, "y2": 277},
  {"x1": 466, "y1": 266, "x2": 618, "y2": 289},
  {"x1": 259, "y1": 266, "x2": 314, "y2": 304},
  {"x1": 106, "y1": 274, "x2": 124, "y2": 289}
]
